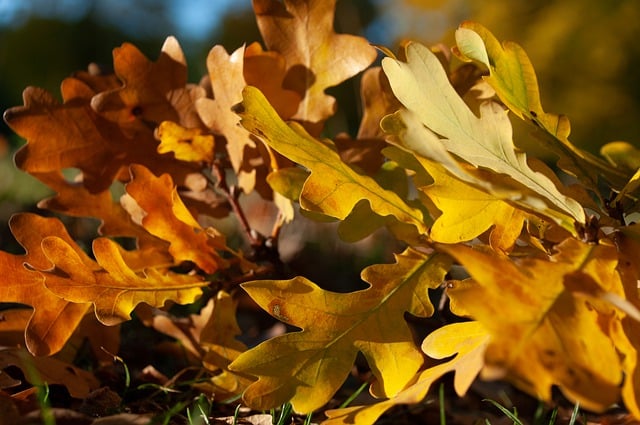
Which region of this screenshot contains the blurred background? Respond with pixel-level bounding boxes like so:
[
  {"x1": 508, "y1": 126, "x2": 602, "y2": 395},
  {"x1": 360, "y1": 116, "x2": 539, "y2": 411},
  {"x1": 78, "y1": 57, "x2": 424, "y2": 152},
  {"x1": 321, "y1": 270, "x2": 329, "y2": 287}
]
[{"x1": 1, "y1": 0, "x2": 640, "y2": 257}]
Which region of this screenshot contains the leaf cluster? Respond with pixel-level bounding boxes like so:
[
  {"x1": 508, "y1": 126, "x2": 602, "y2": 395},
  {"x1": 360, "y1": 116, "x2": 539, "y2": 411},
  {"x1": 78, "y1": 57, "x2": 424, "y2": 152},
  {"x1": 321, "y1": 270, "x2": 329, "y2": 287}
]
[{"x1": 2, "y1": 1, "x2": 640, "y2": 423}]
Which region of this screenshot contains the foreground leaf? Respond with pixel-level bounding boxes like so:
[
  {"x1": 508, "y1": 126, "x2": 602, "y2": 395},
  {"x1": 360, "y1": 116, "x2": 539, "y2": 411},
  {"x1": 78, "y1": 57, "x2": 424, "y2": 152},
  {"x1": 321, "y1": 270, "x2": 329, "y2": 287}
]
[
  {"x1": 41, "y1": 236, "x2": 207, "y2": 326},
  {"x1": 324, "y1": 321, "x2": 489, "y2": 425},
  {"x1": 229, "y1": 249, "x2": 450, "y2": 413},
  {"x1": 0, "y1": 213, "x2": 91, "y2": 355},
  {"x1": 443, "y1": 239, "x2": 623, "y2": 411},
  {"x1": 238, "y1": 86, "x2": 427, "y2": 234},
  {"x1": 382, "y1": 42, "x2": 585, "y2": 227}
]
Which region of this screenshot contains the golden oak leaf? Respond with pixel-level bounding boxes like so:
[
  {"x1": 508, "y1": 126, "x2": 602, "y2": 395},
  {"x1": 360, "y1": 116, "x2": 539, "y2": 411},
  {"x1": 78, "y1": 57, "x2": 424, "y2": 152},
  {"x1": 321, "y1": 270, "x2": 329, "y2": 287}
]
[
  {"x1": 443, "y1": 238, "x2": 623, "y2": 411},
  {"x1": 454, "y1": 22, "x2": 627, "y2": 190},
  {"x1": 0, "y1": 213, "x2": 91, "y2": 356},
  {"x1": 0, "y1": 347, "x2": 99, "y2": 398},
  {"x1": 253, "y1": 0, "x2": 377, "y2": 123},
  {"x1": 125, "y1": 164, "x2": 226, "y2": 274},
  {"x1": 238, "y1": 86, "x2": 427, "y2": 234},
  {"x1": 156, "y1": 121, "x2": 214, "y2": 163},
  {"x1": 382, "y1": 42, "x2": 585, "y2": 229},
  {"x1": 324, "y1": 321, "x2": 489, "y2": 425},
  {"x1": 229, "y1": 249, "x2": 450, "y2": 413},
  {"x1": 41, "y1": 236, "x2": 207, "y2": 326},
  {"x1": 244, "y1": 42, "x2": 302, "y2": 119},
  {"x1": 418, "y1": 156, "x2": 526, "y2": 252},
  {"x1": 609, "y1": 228, "x2": 640, "y2": 418},
  {"x1": 92, "y1": 36, "x2": 205, "y2": 128}
]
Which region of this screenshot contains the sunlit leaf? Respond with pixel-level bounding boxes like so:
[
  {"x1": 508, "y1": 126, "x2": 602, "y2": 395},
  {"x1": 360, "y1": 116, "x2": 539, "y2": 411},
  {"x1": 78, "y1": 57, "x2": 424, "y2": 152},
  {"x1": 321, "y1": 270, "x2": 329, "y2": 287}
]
[
  {"x1": 238, "y1": 86, "x2": 427, "y2": 233},
  {"x1": 229, "y1": 249, "x2": 450, "y2": 413}
]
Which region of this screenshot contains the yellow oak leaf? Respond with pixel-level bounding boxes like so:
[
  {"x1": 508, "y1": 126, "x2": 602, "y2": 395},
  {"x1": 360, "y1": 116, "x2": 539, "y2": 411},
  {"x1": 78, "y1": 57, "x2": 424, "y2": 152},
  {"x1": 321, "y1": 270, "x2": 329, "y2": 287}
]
[
  {"x1": 417, "y1": 156, "x2": 526, "y2": 252},
  {"x1": 253, "y1": 0, "x2": 377, "y2": 123},
  {"x1": 238, "y1": 86, "x2": 427, "y2": 234},
  {"x1": 442, "y1": 238, "x2": 623, "y2": 412},
  {"x1": 382, "y1": 42, "x2": 585, "y2": 228},
  {"x1": 229, "y1": 248, "x2": 450, "y2": 413},
  {"x1": 156, "y1": 121, "x2": 214, "y2": 163},
  {"x1": 125, "y1": 164, "x2": 226, "y2": 274},
  {"x1": 41, "y1": 236, "x2": 206, "y2": 326},
  {"x1": 324, "y1": 321, "x2": 489, "y2": 425},
  {"x1": 0, "y1": 213, "x2": 91, "y2": 356},
  {"x1": 454, "y1": 22, "x2": 626, "y2": 190}
]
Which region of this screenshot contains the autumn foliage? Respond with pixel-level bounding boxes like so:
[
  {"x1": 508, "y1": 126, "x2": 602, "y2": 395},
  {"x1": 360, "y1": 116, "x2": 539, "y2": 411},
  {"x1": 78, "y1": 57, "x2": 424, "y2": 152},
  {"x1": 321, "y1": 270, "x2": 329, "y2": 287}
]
[{"x1": 3, "y1": 0, "x2": 640, "y2": 423}]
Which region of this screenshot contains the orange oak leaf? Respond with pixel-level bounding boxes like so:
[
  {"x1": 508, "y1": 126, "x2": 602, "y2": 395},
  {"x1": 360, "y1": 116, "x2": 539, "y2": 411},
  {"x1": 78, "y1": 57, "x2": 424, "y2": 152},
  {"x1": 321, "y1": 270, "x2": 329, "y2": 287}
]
[
  {"x1": 253, "y1": 0, "x2": 377, "y2": 123},
  {"x1": 442, "y1": 238, "x2": 623, "y2": 412},
  {"x1": 358, "y1": 67, "x2": 402, "y2": 139},
  {"x1": 125, "y1": 164, "x2": 226, "y2": 274},
  {"x1": 41, "y1": 236, "x2": 207, "y2": 326},
  {"x1": 92, "y1": 36, "x2": 205, "y2": 128},
  {"x1": 243, "y1": 42, "x2": 302, "y2": 119},
  {"x1": 4, "y1": 81, "x2": 199, "y2": 194},
  {"x1": 229, "y1": 249, "x2": 450, "y2": 413},
  {"x1": 0, "y1": 213, "x2": 91, "y2": 356}
]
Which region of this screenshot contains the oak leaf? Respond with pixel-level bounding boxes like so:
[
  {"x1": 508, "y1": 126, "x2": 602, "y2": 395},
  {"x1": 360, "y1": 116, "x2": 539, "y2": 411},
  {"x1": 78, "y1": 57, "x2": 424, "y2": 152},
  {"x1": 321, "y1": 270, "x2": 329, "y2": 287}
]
[
  {"x1": 442, "y1": 238, "x2": 623, "y2": 411},
  {"x1": 253, "y1": 0, "x2": 377, "y2": 124},
  {"x1": 454, "y1": 22, "x2": 627, "y2": 190},
  {"x1": 0, "y1": 213, "x2": 91, "y2": 356},
  {"x1": 125, "y1": 164, "x2": 226, "y2": 274},
  {"x1": 92, "y1": 36, "x2": 204, "y2": 128},
  {"x1": 243, "y1": 42, "x2": 302, "y2": 119},
  {"x1": 238, "y1": 86, "x2": 427, "y2": 234},
  {"x1": 324, "y1": 321, "x2": 489, "y2": 425},
  {"x1": 229, "y1": 248, "x2": 450, "y2": 413},
  {"x1": 41, "y1": 236, "x2": 207, "y2": 326},
  {"x1": 382, "y1": 42, "x2": 585, "y2": 229}
]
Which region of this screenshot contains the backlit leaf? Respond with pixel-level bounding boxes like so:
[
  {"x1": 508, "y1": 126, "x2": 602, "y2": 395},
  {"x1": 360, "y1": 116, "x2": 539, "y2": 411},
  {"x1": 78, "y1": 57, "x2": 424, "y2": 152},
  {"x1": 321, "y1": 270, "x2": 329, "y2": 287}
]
[
  {"x1": 156, "y1": 121, "x2": 214, "y2": 163},
  {"x1": 0, "y1": 213, "x2": 91, "y2": 356},
  {"x1": 454, "y1": 22, "x2": 626, "y2": 190},
  {"x1": 125, "y1": 164, "x2": 226, "y2": 274},
  {"x1": 229, "y1": 248, "x2": 450, "y2": 413},
  {"x1": 42, "y1": 236, "x2": 206, "y2": 326},
  {"x1": 442, "y1": 239, "x2": 623, "y2": 411},
  {"x1": 253, "y1": 0, "x2": 377, "y2": 123},
  {"x1": 382, "y1": 42, "x2": 585, "y2": 227},
  {"x1": 238, "y1": 86, "x2": 427, "y2": 233},
  {"x1": 324, "y1": 321, "x2": 489, "y2": 425}
]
